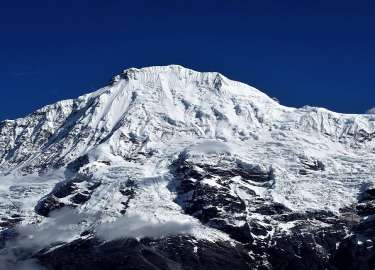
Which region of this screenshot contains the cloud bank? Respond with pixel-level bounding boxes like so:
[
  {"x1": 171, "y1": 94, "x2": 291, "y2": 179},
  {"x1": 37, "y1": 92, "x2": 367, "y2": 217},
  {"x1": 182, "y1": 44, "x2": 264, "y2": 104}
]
[
  {"x1": 14, "y1": 208, "x2": 84, "y2": 250},
  {"x1": 1, "y1": 209, "x2": 193, "y2": 268},
  {"x1": 96, "y1": 214, "x2": 193, "y2": 241},
  {"x1": 0, "y1": 208, "x2": 85, "y2": 270}
]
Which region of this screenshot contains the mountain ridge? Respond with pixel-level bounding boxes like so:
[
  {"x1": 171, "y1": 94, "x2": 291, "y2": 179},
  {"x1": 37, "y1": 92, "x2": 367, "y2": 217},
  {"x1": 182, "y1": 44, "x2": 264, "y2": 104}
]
[
  {"x1": 1, "y1": 65, "x2": 375, "y2": 270},
  {"x1": 1, "y1": 65, "x2": 374, "y2": 173}
]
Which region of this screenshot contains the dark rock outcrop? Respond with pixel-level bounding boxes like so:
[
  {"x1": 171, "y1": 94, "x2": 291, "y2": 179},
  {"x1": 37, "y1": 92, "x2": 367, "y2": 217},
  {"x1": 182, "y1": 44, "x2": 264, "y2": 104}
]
[{"x1": 36, "y1": 236, "x2": 253, "y2": 270}]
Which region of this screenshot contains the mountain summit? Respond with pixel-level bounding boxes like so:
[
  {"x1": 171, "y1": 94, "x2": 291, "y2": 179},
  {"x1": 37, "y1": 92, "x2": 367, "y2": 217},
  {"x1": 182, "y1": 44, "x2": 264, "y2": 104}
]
[{"x1": 1, "y1": 65, "x2": 375, "y2": 270}]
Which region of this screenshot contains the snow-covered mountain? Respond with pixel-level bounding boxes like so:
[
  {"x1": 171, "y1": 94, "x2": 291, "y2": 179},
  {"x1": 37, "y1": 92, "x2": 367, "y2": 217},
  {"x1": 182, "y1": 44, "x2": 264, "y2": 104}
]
[{"x1": 1, "y1": 65, "x2": 375, "y2": 269}]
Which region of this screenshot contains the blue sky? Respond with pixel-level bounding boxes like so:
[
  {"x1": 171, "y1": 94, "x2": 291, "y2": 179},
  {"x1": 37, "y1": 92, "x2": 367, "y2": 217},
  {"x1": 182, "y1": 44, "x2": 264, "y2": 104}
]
[{"x1": 1, "y1": 0, "x2": 374, "y2": 120}]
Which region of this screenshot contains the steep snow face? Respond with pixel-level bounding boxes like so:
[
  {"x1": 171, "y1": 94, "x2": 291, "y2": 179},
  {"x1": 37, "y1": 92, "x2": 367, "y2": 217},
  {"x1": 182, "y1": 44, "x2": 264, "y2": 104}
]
[
  {"x1": 0, "y1": 65, "x2": 279, "y2": 173},
  {"x1": 0, "y1": 65, "x2": 375, "y2": 239},
  {"x1": 1, "y1": 65, "x2": 374, "y2": 172}
]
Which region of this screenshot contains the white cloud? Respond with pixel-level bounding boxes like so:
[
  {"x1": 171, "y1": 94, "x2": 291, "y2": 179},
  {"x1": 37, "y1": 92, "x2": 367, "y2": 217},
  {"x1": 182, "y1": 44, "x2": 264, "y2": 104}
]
[
  {"x1": 0, "y1": 210, "x2": 193, "y2": 267},
  {"x1": 0, "y1": 208, "x2": 85, "y2": 269},
  {"x1": 366, "y1": 108, "x2": 375, "y2": 114},
  {"x1": 96, "y1": 214, "x2": 193, "y2": 241},
  {"x1": 14, "y1": 208, "x2": 84, "y2": 250},
  {"x1": 189, "y1": 141, "x2": 231, "y2": 155}
]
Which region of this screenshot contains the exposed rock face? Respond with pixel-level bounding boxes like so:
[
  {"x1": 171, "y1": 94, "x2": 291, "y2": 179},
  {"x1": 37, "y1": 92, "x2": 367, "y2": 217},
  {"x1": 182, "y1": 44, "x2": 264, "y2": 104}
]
[
  {"x1": 0, "y1": 65, "x2": 375, "y2": 269},
  {"x1": 36, "y1": 237, "x2": 254, "y2": 270},
  {"x1": 170, "y1": 152, "x2": 275, "y2": 244}
]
